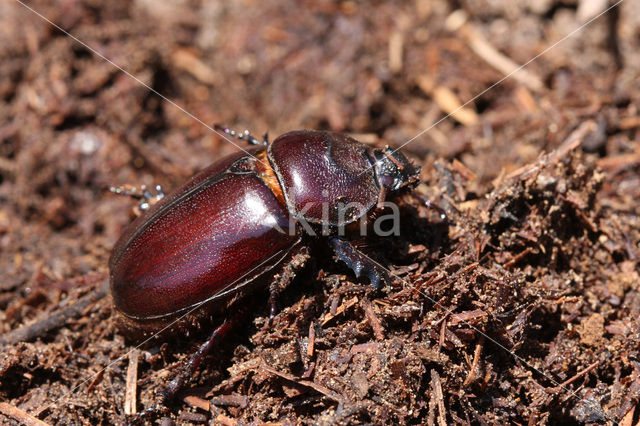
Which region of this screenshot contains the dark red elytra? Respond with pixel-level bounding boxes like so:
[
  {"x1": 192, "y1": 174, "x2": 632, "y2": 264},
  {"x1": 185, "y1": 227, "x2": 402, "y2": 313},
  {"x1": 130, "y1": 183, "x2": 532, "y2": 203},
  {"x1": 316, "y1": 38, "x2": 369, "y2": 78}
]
[{"x1": 109, "y1": 129, "x2": 423, "y2": 400}]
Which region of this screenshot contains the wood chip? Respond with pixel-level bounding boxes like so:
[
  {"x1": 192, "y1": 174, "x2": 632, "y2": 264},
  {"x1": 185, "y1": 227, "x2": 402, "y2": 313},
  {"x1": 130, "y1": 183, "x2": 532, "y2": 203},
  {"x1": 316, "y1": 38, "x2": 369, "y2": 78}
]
[
  {"x1": 505, "y1": 121, "x2": 590, "y2": 181},
  {"x1": 178, "y1": 411, "x2": 208, "y2": 423},
  {"x1": 577, "y1": 0, "x2": 608, "y2": 22},
  {"x1": 172, "y1": 48, "x2": 218, "y2": 85},
  {"x1": 184, "y1": 395, "x2": 210, "y2": 411},
  {"x1": 460, "y1": 24, "x2": 544, "y2": 93},
  {"x1": 431, "y1": 370, "x2": 447, "y2": 426},
  {"x1": 513, "y1": 86, "x2": 538, "y2": 113},
  {"x1": 214, "y1": 413, "x2": 238, "y2": 426},
  {"x1": 0, "y1": 402, "x2": 50, "y2": 426},
  {"x1": 548, "y1": 361, "x2": 600, "y2": 393},
  {"x1": 417, "y1": 75, "x2": 479, "y2": 126},
  {"x1": 261, "y1": 363, "x2": 347, "y2": 405},
  {"x1": 619, "y1": 404, "x2": 636, "y2": 426},
  {"x1": 210, "y1": 394, "x2": 248, "y2": 408},
  {"x1": 463, "y1": 337, "x2": 484, "y2": 387},
  {"x1": 321, "y1": 296, "x2": 358, "y2": 326},
  {"x1": 451, "y1": 159, "x2": 476, "y2": 181},
  {"x1": 448, "y1": 309, "x2": 487, "y2": 327},
  {"x1": 0, "y1": 279, "x2": 108, "y2": 345},
  {"x1": 389, "y1": 31, "x2": 404, "y2": 73},
  {"x1": 351, "y1": 342, "x2": 382, "y2": 353},
  {"x1": 124, "y1": 349, "x2": 139, "y2": 415},
  {"x1": 362, "y1": 298, "x2": 385, "y2": 340},
  {"x1": 307, "y1": 321, "x2": 316, "y2": 358}
]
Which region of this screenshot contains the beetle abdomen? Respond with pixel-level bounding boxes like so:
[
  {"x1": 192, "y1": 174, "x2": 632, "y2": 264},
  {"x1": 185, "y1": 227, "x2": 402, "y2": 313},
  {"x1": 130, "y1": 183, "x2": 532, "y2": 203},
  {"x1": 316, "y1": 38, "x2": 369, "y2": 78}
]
[{"x1": 110, "y1": 156, "x2": 298, "y2": 321}]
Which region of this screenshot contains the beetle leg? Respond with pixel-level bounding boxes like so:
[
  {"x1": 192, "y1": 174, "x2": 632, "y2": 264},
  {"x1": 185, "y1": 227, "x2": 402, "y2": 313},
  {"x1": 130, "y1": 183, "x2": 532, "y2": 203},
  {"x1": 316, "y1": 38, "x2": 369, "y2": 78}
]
[
  {"x1": 214, "y1": 124, "x2": 268, "y2": 145},
  {"x1": 268, "y1": 280, "x2": 279, "y2": 326},
  {"x1": 131, "y1": 404, "x2": 169, "y2": 423},
  {"x1": 161, "y1": 318, "x2": 235, "y2": 403},
  {"x1": 329, "y1": 237, "x2": 393, "y2": 289},
  {"x1": 266, "y1": 245, "x2": 311, "y2": 327},
  {"x1": 109, "y1": 183, "x2": 165, "y2": 214}
]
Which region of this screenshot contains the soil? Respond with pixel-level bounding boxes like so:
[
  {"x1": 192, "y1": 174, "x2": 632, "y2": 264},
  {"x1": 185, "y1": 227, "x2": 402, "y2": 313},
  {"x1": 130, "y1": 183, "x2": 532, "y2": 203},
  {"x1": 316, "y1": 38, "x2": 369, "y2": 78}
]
[{"x1": 1, "y1": 0, "x2": 639, "y2": 425}]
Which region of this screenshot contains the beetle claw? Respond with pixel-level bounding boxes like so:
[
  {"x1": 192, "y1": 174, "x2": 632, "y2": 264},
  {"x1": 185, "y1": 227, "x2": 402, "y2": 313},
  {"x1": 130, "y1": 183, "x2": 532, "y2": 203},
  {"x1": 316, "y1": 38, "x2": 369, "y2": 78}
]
[{"x1": 329, "y1": 237, "x2": 393, "y2": 289}]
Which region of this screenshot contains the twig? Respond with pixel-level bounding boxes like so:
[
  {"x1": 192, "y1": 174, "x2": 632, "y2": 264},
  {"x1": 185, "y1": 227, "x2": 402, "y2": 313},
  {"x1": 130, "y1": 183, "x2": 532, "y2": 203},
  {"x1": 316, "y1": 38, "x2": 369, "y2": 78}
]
[
  {"x1": 417, "y1": 75, "x2": 479, "y2": 126},
  {"x1": 503, "y1": 247, "x2": 534, "y2": 269},
  {"x1": 431, "y1": 370, "x2": 447, "y2": 426},
  {"x1": 389, "y1": 31, "x2": 404, "y2": 73},
  {"x1": 597, "y1": 152, "x2": 640, "y2": 171},
  {"x1": 307, "y1": 321, "x2": 316, "y2": 358},
  {"x1": 86, "y1": 369, "x2": 104, "y2": 392},
  {"x1": 184, "y1": 395, "x2": 210, "y2": 411},
  {"x1": 213, "y1": 413, "x2": 238, "y2": 426},
  {"x1": 172, "y1": 48, "x2": 218, "y2": 85},
  {"x1": 427, "y1": 384, "x2": 437, "y2": 426},
  {"x1": 448, "y1": 309, "x2": 487, "y2": 327},
  {"x1": 178, "y1": 412, "x2": 208, "y2": 423},
  {"x1": 463, "y1": 337, "x2": 485, "y2": 387},
  {"x1": 210, "y1": 394, "x2": 248, "y2": 408},
  {"x1": 261, "y1": 364, "x2": 347, "y2": 405},
  {"x1": 619, "y1": 404, "x2": 635, "y2": 426},
  {"x1": 124, "y1": 349, "x2": 139, "y2": 415},
  {"x1": 505, "y1": 121, "x2": 592, "y2": 181},
  {"x1": 459, "y1": 23, "x2": 544, "y2": 93},
  {"x1": 438, "y1": 317, "x2": 447, "y2": 359},
  {"x1": 451, "y1": 159, "x2": 476, "y2": 181},
  {"x1": 321, "y1": 296, "x2": 358, "y2": 326},
  {"x1": 434, "y1": 307, "x2": 454, "y2": 360},
  {"x1": 548, "y1": 361, "x2": 600, "y2": 393},
  {"x1": 0, "y1": 279, "x2": 109, "y2": 345},
  {"x1": 0, "y1": 402, "x2": 50, "y2": 426}
]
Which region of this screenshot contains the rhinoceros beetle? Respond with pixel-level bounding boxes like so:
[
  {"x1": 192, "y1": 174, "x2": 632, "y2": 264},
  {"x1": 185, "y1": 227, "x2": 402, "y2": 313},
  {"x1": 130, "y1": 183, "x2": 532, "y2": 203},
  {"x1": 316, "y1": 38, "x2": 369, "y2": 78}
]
[{"x1": 109, "y1": 128, "x2": 439, "y2": 401}]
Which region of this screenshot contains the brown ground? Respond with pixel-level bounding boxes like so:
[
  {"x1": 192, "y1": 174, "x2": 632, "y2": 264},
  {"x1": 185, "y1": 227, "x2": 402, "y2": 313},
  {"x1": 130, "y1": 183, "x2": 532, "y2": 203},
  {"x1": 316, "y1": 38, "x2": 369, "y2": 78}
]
[{"x1": 1, "y1": 0, "x2": 639, "y2": 424}]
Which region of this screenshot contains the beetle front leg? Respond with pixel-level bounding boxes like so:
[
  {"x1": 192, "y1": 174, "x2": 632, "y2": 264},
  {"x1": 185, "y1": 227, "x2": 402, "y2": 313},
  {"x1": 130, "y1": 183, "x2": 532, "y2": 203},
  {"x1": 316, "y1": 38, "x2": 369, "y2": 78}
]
[{"x1": 329, "y1": 237, "x2": 393, "y2": 289}]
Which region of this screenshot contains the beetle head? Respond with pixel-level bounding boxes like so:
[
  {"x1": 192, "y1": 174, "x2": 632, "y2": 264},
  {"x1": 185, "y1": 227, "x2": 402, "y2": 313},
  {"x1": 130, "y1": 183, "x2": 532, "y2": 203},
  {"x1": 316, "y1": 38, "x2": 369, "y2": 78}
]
[{"x1": 370, "y1": 146, "x2": 420, "y2": 193}]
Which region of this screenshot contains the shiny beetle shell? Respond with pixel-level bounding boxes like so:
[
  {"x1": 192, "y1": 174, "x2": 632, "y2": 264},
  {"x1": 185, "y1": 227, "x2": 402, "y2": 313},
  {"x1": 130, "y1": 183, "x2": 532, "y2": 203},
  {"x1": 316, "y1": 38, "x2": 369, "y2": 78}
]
[{"x1": 109, "y1": 130, "x2": 419, "y2": 335}]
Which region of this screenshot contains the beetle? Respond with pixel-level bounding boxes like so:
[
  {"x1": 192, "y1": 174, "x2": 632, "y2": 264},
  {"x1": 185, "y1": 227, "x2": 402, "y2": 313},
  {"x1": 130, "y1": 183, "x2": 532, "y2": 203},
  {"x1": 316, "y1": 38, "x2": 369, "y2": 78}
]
[{"x1": 109, "y1": 128, "x2": 431, "y2": 400}]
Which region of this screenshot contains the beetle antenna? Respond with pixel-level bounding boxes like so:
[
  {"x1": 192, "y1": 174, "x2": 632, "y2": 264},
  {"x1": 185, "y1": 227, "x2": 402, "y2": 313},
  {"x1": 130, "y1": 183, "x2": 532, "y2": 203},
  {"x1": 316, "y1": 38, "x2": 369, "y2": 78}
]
[
  {"x1": 383, "y1": 146, "x2": 404, "y2": 170},
  {"x1": 214, "y1": 124, "x2": 268, "y2": 145}
]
